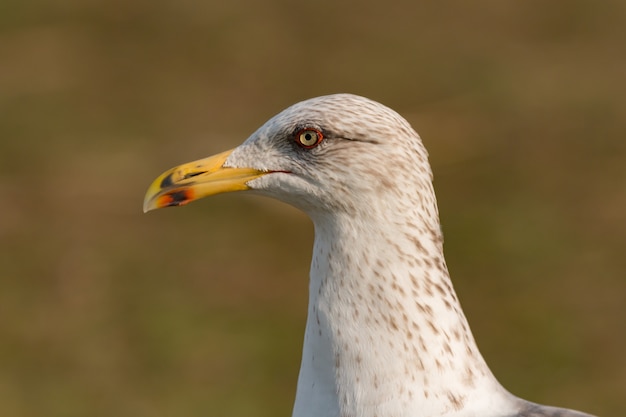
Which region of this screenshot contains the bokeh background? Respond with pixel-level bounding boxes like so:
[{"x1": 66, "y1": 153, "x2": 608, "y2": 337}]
[{"x1": 1, "y1": 0, "x2": 624, "y2": 416}]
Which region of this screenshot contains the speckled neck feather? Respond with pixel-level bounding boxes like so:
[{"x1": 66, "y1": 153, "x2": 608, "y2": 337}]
[{"x1": 292, "y1": 163, "x2": 511, "y2": 417}]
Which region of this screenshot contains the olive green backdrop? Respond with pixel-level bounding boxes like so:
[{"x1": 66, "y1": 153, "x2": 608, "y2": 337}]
[{"x1": 1, "y1": 0, "x2": 624, "y2": 416}]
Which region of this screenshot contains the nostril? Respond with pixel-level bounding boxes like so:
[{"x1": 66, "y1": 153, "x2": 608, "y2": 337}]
[{"x1": 183, "y1": 171, "x2": 207, "y2": 180}]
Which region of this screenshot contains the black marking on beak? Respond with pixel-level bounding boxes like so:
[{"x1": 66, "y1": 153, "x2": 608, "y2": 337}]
[
  {"x1": 160, "y1": 172, "x2": 174, "y2": 188},
  {"x1": 168, "y1": 190, "x2": 191, "y2": 206}
]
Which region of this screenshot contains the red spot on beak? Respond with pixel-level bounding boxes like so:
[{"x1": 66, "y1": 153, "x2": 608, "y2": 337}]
[{"x1": 157, "y1": 189, "x2": 195, "y2": 207}]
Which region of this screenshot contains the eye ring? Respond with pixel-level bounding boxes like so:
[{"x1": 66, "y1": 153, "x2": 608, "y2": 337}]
[{"x1": 295, "y1": 128, "x2": 323, "y2": 149}]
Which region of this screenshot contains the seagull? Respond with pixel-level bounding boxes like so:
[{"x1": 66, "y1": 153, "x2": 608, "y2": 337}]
[{"x1": 143, "y1": 94, "x2": 596, "y2": 417}]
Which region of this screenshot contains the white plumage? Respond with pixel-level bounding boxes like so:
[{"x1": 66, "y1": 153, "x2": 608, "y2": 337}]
[{"x1": 144, "y1": 94, "x2": 595, "y2": 417}]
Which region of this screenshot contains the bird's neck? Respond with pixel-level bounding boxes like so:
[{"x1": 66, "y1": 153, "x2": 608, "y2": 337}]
[{"x1": 292, "y1": 211, "x2": 513, "y2": 417}]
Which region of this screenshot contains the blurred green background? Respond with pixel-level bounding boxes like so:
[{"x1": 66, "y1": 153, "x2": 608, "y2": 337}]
[{"x1": 1, "y1": 0, "x2": 624, "y2": 416}]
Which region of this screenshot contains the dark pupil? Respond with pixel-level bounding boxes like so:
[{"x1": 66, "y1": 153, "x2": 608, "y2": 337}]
[{"x1": 305, "y1": 133, "x2": 313, "y2": 141}]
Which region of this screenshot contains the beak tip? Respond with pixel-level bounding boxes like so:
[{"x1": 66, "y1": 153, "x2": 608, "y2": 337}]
[
  {"x1": 142, "y1": 200, "x2": 154, "y2": 213},
  {"x1": 143, "y1": 191, "x2": 162, "y2": 213}
]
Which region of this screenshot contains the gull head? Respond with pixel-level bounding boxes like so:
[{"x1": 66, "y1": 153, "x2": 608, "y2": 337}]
[{"x1": 144, "y1": 94, "x2": 436, "y2": 220}]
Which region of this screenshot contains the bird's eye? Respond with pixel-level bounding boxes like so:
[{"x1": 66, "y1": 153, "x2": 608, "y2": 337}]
[{"x1": 295, "y1": 128, "x2": 323, "y2": 149}]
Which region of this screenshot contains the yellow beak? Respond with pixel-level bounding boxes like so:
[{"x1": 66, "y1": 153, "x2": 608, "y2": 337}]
[{"x1": 143, "y1": 149, "x2": 267, "y2": 213}]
